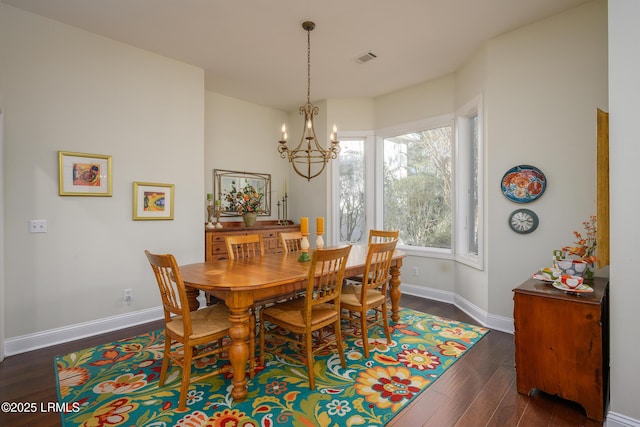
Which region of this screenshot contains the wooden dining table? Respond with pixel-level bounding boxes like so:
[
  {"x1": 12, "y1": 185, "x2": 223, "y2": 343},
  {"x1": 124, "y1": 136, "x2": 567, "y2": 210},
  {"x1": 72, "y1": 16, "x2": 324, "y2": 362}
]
[{"x1": 179, "y1": 244, "x2": 405, "y2": 401}]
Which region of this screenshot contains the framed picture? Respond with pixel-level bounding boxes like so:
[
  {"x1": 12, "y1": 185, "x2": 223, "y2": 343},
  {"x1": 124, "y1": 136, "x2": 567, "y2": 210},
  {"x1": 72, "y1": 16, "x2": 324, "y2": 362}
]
[
  {"x1": 214, "y1": 169, "x2": 271, "y2": 217},
  {"x1": 133, "y1": 182, "x2": 175, "y2": 220},
  {"x1": 58, "y1": 151, "x2": 112, "y2": 196}
]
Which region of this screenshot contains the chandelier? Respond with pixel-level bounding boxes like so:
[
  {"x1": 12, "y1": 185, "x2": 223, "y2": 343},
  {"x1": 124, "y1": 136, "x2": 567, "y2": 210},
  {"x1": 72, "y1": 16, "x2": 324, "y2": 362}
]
[{"x1": 278, "y1": 21, "x2": 339, "y2": 181}]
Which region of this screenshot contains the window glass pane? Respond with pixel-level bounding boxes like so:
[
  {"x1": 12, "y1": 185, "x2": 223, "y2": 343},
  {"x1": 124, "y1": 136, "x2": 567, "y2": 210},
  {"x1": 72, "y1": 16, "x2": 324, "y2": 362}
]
[
  {"x1": 469, "y1": 114, "x2": 479, "y2": 254},
  {"x1": 338, "y1": 139, "x2": 365, "y2": 243},
  {"x1": 383, "y1": 126, "x2": 452, "y2": 248}
]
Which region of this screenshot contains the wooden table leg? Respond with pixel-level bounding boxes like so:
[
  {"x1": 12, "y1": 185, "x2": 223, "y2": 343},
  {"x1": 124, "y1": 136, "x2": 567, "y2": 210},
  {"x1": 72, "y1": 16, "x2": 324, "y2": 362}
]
[
  {"x1": 389, "y1": 260, "x2": 403, "y2": 322},
  {"x1": 184, "y1": 287, "x2": 200, "y2": 311},
  {"x1": 226, "y1": 295, "x2": 252, "y2": 401}
]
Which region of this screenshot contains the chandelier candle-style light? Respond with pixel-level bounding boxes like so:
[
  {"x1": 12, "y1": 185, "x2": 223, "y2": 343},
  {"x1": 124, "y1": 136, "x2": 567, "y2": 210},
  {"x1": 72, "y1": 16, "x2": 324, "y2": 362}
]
[{"x1": 278, "y1": 21, "x2": 340, "y2": 181}]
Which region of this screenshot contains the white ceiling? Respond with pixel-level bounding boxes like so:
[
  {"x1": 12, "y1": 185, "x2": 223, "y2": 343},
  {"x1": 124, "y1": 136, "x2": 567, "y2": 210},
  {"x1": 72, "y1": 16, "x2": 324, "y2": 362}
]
[{"x1": 3, "y1": 0, "x2": 592, "y2": 111}]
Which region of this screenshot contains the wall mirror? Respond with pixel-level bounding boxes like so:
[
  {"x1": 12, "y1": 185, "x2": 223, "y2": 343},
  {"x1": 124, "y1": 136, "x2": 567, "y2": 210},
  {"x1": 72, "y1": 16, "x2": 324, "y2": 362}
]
[{"x1": 214, "y1": 169, "x2": 271, "y2": 217}]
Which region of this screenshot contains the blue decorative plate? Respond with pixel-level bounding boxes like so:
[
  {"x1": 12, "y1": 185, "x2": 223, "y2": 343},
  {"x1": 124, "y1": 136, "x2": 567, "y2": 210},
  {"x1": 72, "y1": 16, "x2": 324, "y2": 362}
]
[{"x1": 501, "y1": 165, "x2": 546, "y2": 203}]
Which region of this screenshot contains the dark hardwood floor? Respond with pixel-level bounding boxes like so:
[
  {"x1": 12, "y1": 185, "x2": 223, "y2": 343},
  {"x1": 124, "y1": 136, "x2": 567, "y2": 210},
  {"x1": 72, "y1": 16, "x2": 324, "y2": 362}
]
[{"x1": 0, "y1": 295, "x2": 603, "y2": 427}]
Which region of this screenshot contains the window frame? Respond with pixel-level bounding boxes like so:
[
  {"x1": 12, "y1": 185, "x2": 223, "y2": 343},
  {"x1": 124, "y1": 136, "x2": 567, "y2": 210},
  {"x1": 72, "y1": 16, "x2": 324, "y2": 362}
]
[
  {"x1": 455, "y1": 95, "x2": 484, "y2": 270},
  {"x1": 331, "y1": 131, "x2": 375, "y2": 246},
  {"x1": 375, "y1": 114, "x2": 455, "y2": 259}
]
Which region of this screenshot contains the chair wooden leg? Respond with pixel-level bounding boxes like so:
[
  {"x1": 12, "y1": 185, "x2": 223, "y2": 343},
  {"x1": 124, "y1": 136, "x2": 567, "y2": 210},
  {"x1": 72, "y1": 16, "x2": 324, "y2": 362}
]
[
  {"x1": 178, "y1": 346, "x2": 193, "y2": 411},
  {"x1": 305, "y1": 332, "x2": 315, "y2": 389},
  {"x1": 382, "y1": 303, "x2": 392, "y2": 344},
  {"x1": 159, "y1": 334, "x2": 171, "y2": 386},
  {"x1": 259, "y1": 312, "x2": 266, "y2": 367},
  {"x1": 334, "y1": 318, "x2": 346, "y2": 369},
  {"x1": 361, "y1": 310, "x2": 370, "y2": 358}
]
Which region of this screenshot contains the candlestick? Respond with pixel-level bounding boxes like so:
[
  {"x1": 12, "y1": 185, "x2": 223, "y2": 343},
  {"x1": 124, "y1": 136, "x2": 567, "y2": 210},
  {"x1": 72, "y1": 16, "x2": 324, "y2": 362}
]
[
  {"x1": 298, "y1": 233, "x2": 311, "y2": 262},
  {"x1": 206, "y1": 199, "x2": 215, "y2": 229},
  {"x1": 214, "y1": 205, "x2": 223, "y2": 228},
  {"x1": 315, "y1": 233, "x2": 324, "y2": 250}
]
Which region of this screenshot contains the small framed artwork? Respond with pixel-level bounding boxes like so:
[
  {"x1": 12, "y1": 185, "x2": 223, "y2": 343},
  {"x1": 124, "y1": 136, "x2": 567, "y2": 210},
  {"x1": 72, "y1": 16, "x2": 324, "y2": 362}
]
[
  {"x1": 58, "y1": 151, "x2": 112, "y2": 196},
  {"x1": 133, "y1": 182, "x2": 174, "y2": 220}
]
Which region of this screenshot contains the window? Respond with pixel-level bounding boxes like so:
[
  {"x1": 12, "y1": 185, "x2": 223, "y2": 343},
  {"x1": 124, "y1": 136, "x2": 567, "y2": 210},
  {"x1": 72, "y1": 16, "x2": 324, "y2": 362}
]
[
  {"x1": 379, "y1": 117, "x2": 453, "y2": 250},
  {"x1": 338, "y1": 139, "x2": 365, "y2": 242},
  {"x1": 456, "y1": 96, "x2": 483, "y2": 269},
  {"x1": 334, "y1": 132, "x2": 374, "y2": 244}
]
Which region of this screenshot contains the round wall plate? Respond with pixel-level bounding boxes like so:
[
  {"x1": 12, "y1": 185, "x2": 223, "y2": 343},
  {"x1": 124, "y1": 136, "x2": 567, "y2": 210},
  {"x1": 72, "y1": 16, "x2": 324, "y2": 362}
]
[
  {"x1": 509, "y1": 208, "x2": 539, "y2": 234},
  {"x1": 501, "y1": 165, "x2": 546, "y2": 203}
]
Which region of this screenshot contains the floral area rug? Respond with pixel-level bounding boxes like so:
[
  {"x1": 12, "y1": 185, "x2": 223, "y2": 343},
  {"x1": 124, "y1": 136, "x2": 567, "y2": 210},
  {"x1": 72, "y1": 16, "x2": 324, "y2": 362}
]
[{"x1": 55, "y1": 308, "x2": 489, "y2": 427}]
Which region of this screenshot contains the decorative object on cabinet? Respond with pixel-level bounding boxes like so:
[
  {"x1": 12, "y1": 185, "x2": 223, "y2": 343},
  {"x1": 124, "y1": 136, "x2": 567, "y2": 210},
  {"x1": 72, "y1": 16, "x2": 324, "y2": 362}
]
[
  {"x1": 242, "y1": 212, "x2": 257, "y2": 227},
  {"x1": 58, "y1": 151, "x2": 112, "y2": 196},
  {"x1": 214, "y1": 199, "x2": 223, "y2": 228},
  {"x1": 555, "y1": 258, "x2": 589, "y2": 277},
  {"x1": 277, "y1": 193, "x2": 289, "y2": 225},
  {"x1": 560, "y1": 215, "x2": 597, "y2": 279},
  {"x1": 277, "y1": 21, "x2": 340, "y2": 181},
  {"x1": 513, "y1": 277, "x2": 609, "y2": 422},
  {"x1": 508, "y1": 208, "x2": 539, "y2": 234},
  {"x1": 133, "y1": 182, "x2": 174, "y2": 220},
  {"x1": 206, "y1": 193, "x2": 215, "y2": 229},
  {"x1": 500, "y1": 164, "x2": 546, "y2": 203},
  {"x1": 205, "y1": 220, "x2": 299, "y2": 261},
  {"x1": 214, "y1": 169, "x2": 271, "y2": 217}
]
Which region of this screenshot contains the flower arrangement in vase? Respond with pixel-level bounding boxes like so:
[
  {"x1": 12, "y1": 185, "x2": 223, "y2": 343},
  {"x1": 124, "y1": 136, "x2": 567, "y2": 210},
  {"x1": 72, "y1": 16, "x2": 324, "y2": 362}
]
[
  {"x1": 559, "y1": 215, "x2": 597, "y2": 279},
  {"x1": 223, "y1": 180, "x2": 265, "y2": 226}
]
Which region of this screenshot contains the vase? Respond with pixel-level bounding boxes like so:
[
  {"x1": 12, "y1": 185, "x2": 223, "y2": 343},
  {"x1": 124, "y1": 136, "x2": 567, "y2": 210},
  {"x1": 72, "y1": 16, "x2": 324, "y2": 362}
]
[{"x1": 242, "y1": 212, "x2": 257, "y2": 227}]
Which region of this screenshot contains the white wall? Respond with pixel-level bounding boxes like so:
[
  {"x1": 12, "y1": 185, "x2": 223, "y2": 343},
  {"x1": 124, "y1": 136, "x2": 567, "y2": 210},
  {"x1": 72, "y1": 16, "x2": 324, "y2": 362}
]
[
  {"x1": 375, "y1": 75, "x2": 456, "y2": 130},
  {"x1": 608, "y1": 0, "x2": 640, "y2": 423},
  {"x1": 0, "y1": 5, "x2": 205, "y2": 342},
  {"x1": 204, "y1": 91, "x2": 289, "y2": 222},
  {"x1": 485, "y1": 0, "x2": 608, "y2": 317}
]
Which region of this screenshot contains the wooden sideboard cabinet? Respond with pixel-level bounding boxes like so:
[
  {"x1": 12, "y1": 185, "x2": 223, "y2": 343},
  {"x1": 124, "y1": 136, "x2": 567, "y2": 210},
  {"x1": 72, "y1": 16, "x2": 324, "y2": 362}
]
[
  {"x1": 513, "y1": 277, "x2": 609, "y2": 422},
  {"x1": 205, "y1": 220, "x2": 300, "y2": 261}
]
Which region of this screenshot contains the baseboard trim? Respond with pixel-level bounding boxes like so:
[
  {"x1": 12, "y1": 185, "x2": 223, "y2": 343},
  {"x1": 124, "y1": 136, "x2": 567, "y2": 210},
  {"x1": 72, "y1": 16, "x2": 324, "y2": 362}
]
[
  {"x1": 4, "y1": 306, "x2": 164, "y2": 356},
  {"x1": 400, "y1": 283, "x2": 514, "y2": 333},
  {"x1": 606, "y1": 411, "x2": 640, "y2": 427}
]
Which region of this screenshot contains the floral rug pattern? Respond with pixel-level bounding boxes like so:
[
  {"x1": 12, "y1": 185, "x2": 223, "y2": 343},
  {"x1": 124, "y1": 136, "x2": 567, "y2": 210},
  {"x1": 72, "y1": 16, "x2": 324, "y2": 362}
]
[{"x1": 55, "y1": 308, "x2": 488, "y2": 427}]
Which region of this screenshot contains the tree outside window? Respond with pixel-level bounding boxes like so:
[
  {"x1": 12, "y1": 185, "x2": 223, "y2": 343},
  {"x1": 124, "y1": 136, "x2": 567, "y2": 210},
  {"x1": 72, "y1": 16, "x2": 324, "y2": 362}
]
[
  {"x1": 383, "y1": 126, "x2": 452, "y2": 248},
  {"x1": 338, "y1": 139, "x2": 365, "y2": 243}
]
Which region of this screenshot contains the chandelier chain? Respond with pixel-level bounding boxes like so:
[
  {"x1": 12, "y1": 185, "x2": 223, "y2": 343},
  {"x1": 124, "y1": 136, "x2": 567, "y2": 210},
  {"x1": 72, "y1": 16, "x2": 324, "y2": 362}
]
[{"x1": 306, "y1": 27, "x2": 311, "y2": 104}]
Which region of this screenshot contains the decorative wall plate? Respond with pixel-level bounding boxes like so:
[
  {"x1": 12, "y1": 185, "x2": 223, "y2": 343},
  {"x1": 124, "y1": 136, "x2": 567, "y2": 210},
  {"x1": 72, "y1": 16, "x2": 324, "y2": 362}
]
[
  {"x1": 501, "y1": 165, "x2": 546, "y2": 203},
  {"x1": 509, "y1": 208, "x2": 539, "y2": 234}
]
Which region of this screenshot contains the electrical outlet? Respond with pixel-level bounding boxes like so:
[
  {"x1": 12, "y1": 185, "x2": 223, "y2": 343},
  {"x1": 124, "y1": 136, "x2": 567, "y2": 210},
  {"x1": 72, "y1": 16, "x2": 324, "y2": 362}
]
[
  {"x1": 123, "y1": 288, "x2": 133, "y2": 304},
  {"x1": 29, "y1": 219, "x2": 48, "y2": 233},
  {"x1": 412, "y1": 267, "x2": 419, "y2": 276}
]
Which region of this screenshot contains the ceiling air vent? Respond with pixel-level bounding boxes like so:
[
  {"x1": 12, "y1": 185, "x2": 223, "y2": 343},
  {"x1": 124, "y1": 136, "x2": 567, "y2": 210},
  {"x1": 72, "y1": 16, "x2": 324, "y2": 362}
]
[{"x1": 354, "y1": 52, "x2": 377, "y2": 64}]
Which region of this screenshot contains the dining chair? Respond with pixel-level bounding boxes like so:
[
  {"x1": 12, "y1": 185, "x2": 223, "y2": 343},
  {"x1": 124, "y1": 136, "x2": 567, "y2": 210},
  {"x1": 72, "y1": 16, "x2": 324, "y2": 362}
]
[
  {"x1": 340, "y1": 239, "x2": 398, "y2": 358},
  {"x1": 259, "y1": 245, "x2": 352, "y2": 389},
  {"x1": 366, "y1": 229, "x2": 400, "y2": 244},
  {"x1": 280, "y1": 231, "x2": 303, "y2": 253},
  {"x1": 225, "y1": 234, "x2": 264, "y2": 260},
  {"x1": 144, "y1": 250, "x2": 254, "y2": 411},
  {"x1": 345, "y1": 229, "x2": 399, "y2": 283}
]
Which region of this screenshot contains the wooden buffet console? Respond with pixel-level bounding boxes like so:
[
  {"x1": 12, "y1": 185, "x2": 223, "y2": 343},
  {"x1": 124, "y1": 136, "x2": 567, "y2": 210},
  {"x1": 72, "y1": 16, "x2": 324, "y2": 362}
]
[
  {"x1": 205, "y1": 220, "x2": 300, "y2": 261},
  {"x1": 513, "y1": 276, "x2": 609, "y2": 422}
]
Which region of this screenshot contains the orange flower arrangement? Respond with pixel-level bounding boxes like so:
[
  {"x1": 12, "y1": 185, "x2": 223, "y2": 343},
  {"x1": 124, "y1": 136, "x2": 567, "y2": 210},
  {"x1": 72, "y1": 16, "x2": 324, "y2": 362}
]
[
  {"x1": 562, "y1": 215, "x2": 597, "y2": 264},
  {"x1": 223, "y1": 180, "x2": 265, "y2": 215}
]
